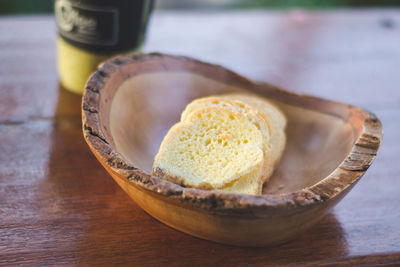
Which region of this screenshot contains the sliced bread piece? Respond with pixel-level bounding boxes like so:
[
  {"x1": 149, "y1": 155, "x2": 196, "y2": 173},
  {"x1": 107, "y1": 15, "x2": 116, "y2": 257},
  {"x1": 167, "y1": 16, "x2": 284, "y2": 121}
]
[
  {"x1": 224, "y1": 93, "x2": 287, "y2": 183},
  {"x1": 152, "y1": 106, "x2": 264, "y2": 190},
  {"x1": 180, "y1": 96, "x2": 272, "y2": 187}
]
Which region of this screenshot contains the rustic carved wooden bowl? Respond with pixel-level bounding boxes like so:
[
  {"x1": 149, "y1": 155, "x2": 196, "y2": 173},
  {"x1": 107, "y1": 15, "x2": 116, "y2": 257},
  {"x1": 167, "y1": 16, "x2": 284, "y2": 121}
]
[{"x1": 82, "y1": 53, "x2": 382, "y2": 247}]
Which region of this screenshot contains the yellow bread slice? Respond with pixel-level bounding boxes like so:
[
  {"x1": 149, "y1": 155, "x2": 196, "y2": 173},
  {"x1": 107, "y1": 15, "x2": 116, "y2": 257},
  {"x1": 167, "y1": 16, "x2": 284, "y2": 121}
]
[
  {"x1": 152, "y1": 106, "x2": 264, "y2": 190},
  {"x1": 181, "y1": 96, "x2": 276, "y2": 193},
  {"x1": 181, "y1": 96, "x2": 271, "y2": 184},
  {"x1": 224, "y1": 93, "x2": 287, "y2": 183},
  {"x1": 181, "y1": 94, "x2": 286, "y2": 191}
]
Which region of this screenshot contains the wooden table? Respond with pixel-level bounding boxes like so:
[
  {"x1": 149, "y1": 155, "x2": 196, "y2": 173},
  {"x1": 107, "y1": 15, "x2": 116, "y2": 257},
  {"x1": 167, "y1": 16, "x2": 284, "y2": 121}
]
[{"x1": 1, "y1": 10, "x2": 399, "y2": 266}]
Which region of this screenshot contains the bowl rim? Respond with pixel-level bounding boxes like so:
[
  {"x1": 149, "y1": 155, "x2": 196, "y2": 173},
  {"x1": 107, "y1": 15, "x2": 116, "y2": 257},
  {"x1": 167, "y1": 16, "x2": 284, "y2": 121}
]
[{"x1": 82, "y1": 53, "x2": 382, "y2": 214}]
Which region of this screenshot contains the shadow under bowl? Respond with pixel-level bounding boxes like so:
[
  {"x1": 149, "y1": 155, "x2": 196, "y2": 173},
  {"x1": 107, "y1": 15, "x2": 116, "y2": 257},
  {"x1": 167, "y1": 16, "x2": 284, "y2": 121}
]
[{"x1": 82, "y1": 53, "x2": 382, "y2": 247}]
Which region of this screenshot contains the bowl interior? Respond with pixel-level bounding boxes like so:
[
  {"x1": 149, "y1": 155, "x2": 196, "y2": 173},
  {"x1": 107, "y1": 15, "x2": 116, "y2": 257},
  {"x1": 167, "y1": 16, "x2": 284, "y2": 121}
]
[{"x1": 109, "y1": 71, "x2": 355, "y2": 195}]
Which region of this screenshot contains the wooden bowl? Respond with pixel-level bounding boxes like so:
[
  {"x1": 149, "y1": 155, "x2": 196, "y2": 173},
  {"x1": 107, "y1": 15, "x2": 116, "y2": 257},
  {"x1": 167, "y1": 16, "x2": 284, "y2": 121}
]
[{"x1": 82, "y1": 53, "x2": 382, "y2": 247}]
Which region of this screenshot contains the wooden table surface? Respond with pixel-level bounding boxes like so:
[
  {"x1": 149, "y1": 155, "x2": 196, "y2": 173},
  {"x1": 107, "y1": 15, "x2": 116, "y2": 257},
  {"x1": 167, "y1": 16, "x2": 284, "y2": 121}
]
[{"x1": 1, "y1": 10, "x2": 399, "y2": 266}]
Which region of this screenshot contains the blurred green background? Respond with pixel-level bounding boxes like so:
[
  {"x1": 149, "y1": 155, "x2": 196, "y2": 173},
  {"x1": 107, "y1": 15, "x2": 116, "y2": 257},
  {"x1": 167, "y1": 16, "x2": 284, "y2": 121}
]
[{"x1": 1, "y1": 0, "x2": 399, "y2": 15}]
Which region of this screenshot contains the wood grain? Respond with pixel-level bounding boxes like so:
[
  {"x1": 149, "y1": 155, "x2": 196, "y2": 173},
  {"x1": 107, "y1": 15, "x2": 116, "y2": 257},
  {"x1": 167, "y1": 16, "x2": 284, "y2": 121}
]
[{"x1": 1, "y1": 11, "x2": 400, "y2": 265}]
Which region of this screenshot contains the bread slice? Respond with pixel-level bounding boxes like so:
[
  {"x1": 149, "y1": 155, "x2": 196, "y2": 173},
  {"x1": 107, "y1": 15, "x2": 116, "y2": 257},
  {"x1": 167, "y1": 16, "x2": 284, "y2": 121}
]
[
  {"x1": 152, "y1": 94, "x2": 286, "y2": 195},
  {"x1": 180, "y1": 96, "x2": 271, "y2": 189},
  {"x1": 224, "y1": 94, "x2": 287, "y2": 184},
  {"x1": 180, "y1": 94, "x2": 286, "y2": 192},
  {"x1": 152, "y1": 106, "x2": 264, "y2": 190}
]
